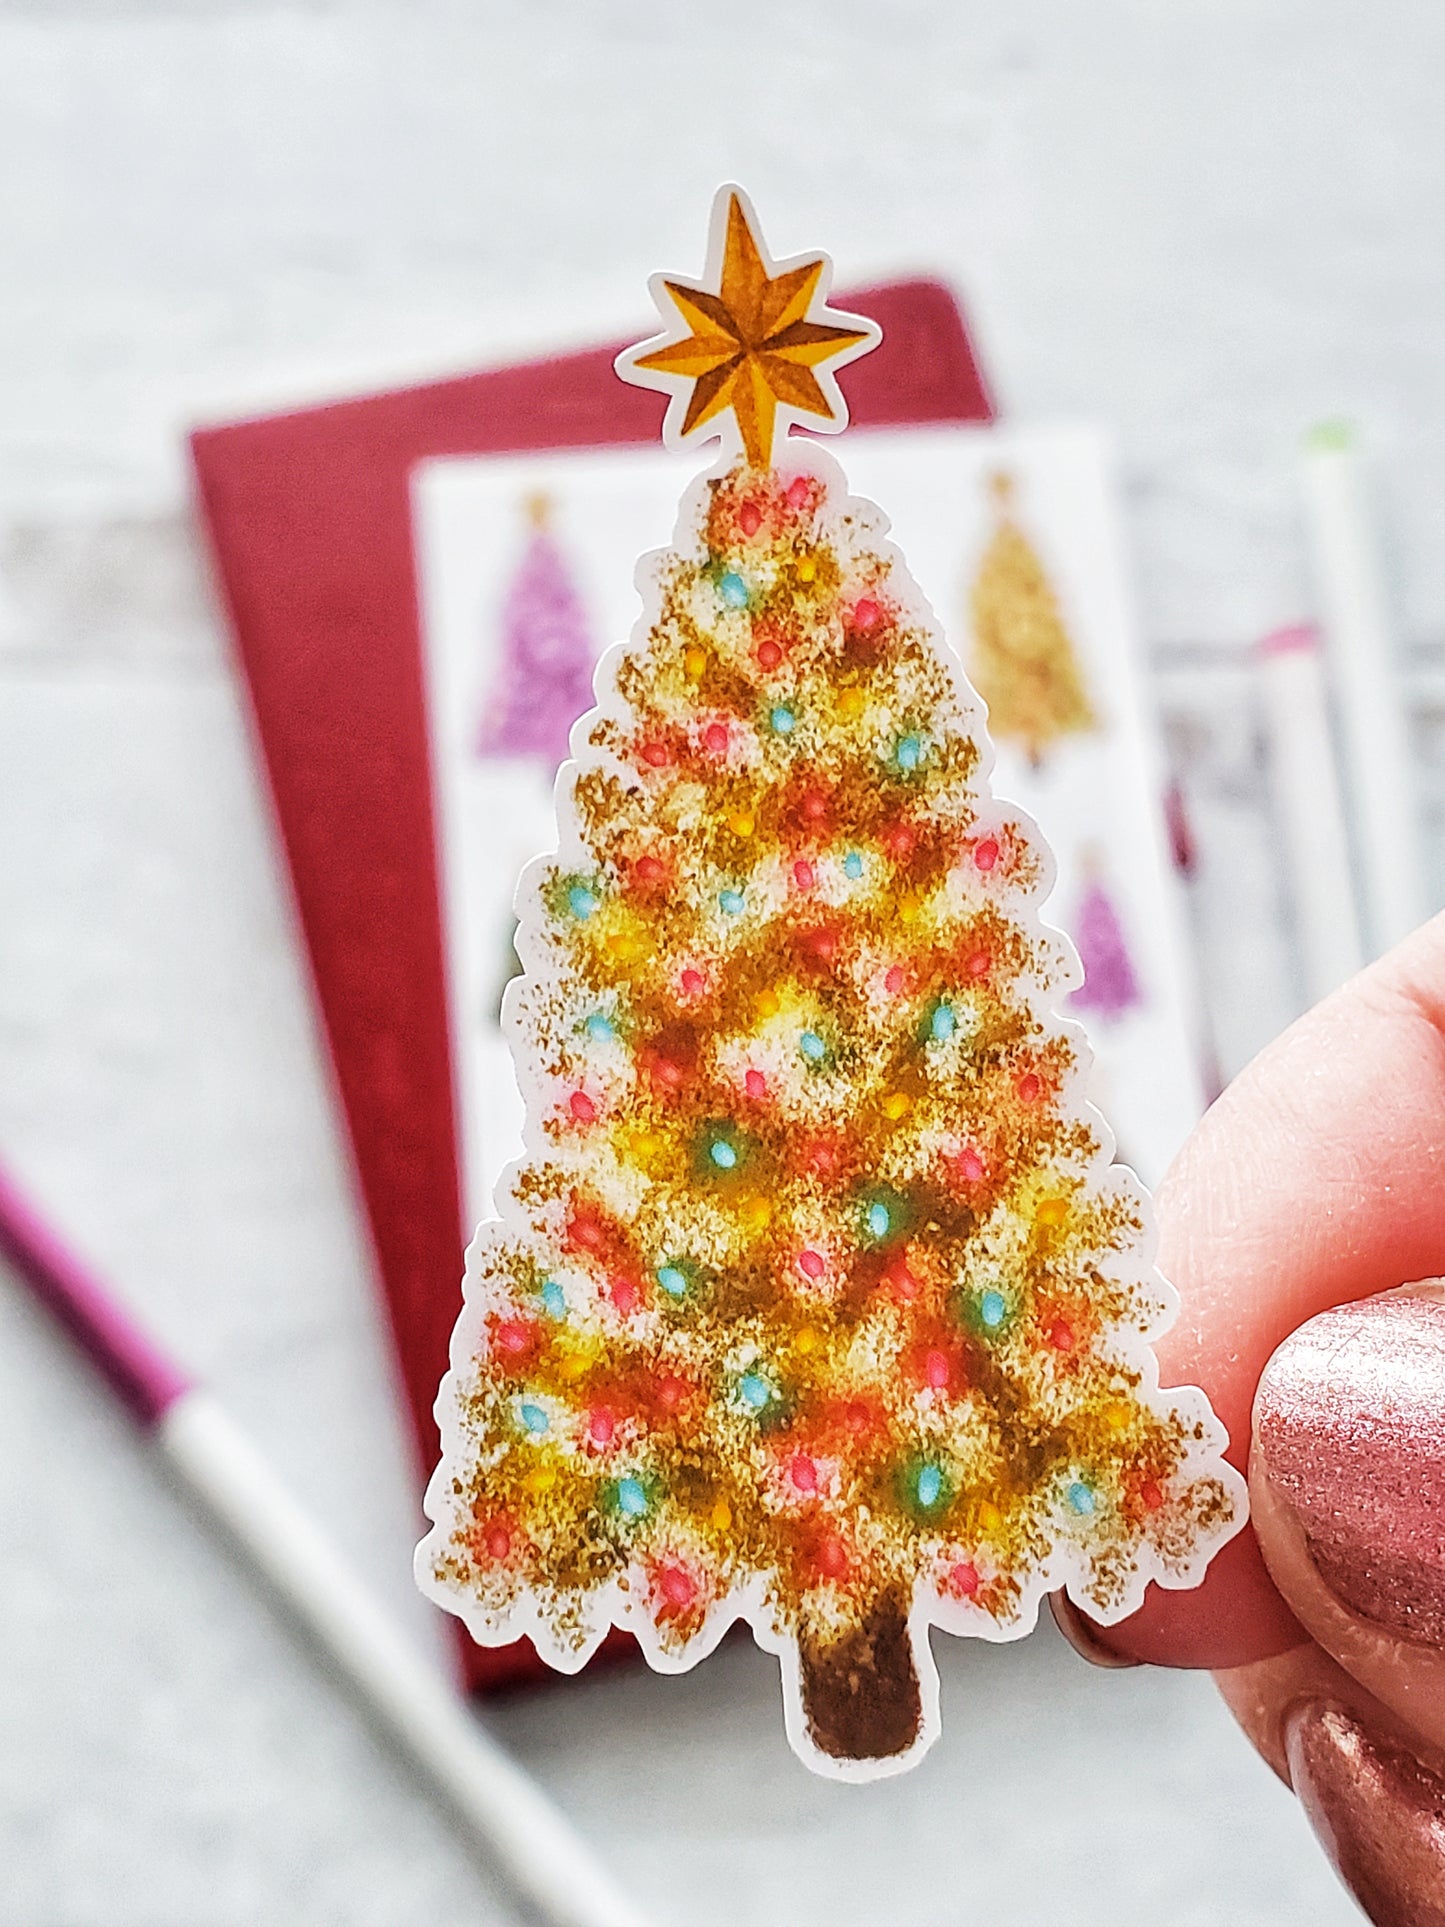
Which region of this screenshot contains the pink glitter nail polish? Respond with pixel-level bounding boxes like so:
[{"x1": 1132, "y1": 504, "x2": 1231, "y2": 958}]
[
  {"x1": 1285, "y1": 1701, "x2": 1445, "y2": 1926},
  {"x1": 1256, "y1": 1290, "x2": 1445, "y2": 1645}
]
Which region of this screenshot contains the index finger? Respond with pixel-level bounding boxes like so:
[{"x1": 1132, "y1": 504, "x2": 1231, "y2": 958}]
[{"x1": 1096, "y1": 911, "x2": 1445, "y2": 1668}]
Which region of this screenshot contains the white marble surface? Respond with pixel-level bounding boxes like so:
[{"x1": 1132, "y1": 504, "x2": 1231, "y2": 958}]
[{"x1": 8, "y1": 3, "x2": 1445, "y2": 1921}]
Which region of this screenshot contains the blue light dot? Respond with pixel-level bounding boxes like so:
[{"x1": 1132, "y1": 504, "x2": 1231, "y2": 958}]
[
  {"x1": 539, "y1": 1280, "x2": 566, "y2": 1319},
  {"x1": 843, "y1": 850, "x2": 864, "y2": 880},
  {"x1": 719, "y1": 571, "x2": 750, "y2": 609},
  {"x1": 916, "y1": 1463, "x2": 943, "y2": 1508},
  {"x1": 656, "y1": 1264, "x2": 688, "y2": 1299},
  {"x1": 709, "y1": 1138, "x2": 738, "y2": 1170},
  {"x1": 799, "y1": 1029, "x2": 827, "y2": 1063},
  {"x1": 719, "y1": 888, "x2": 746, "y2": 916},
  {"x1": 980, "y1": 1289, "x2": 1007, "y2": 1330},
  {"x1": 866, "y1": 1201, "x2": 891, "y2": 1239},
  {"x1": 1067, "y1": 1481, "x2": 1096, "y2": 1517},
  {"x1": 584, "y1": 1012, "x2": 614, "y2": 1043},
  {"x1": 931, "y1": 1003, "x2": 956, "y2": 1042},
  {"x1": 770, "y1": 706, "x2": 797, "y2": 736},
  {"x1": 567, "y1": 884, "x2": 599, "y2": 920},
  {"x1": 895, "y1": 734, "x2": 924, "y2": 772},
  {"x1": 739, "y1": 1373, "x2": 771, "y2": 1411},
  {"x1": 615, "y1": 1477, "x2": 649, "y2": 1518},
  {"x1": 519, "y1": 1402, "x2": 549, "y2": 1434}
]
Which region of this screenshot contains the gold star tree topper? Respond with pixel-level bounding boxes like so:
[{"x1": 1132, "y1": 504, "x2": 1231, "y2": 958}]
[{"x1": 616, "y1": 187, "x2": 882, "y2": 469}]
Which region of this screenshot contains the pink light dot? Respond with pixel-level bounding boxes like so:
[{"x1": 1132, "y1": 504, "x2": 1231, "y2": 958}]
[
  {"x1": 739, "y1": 501, "x2": 762, "y2": 536},
  {"x1": 925, "y1": 1349, "x2": 950, "y2": 1389},
  {"x1": 610, "y1": 1277, "x2": 640, "y2": 1315},
  {"x1": 974, "y1": 837, "x2": 999, "y2": 872},
  {"x1": 569, "y1": 1090, "x2": 597, "y2": 1123},
  {"x1": 744, "y1": 1068, "x2": 768, "y2": 1100},
  {"x1": 789, "y1": 1454, "x2": 818, "y2": 1493},
  {"x1": 680, "y1": 968, "x2": 705, "y2": 997},
  {"x1": 659, "y1": 1564, "x2": 697, "y2": 1608},
  {"x1": 588, "y1": 1407, "x2": 615, "y2": 1446},
  {"x1": 853, "y1": 598, "x2": 880, "y2": 632},
  {"x1": 957, "y1": 1146, "x2": 985, "y2": 1183},
  {"x1": 797, "y1": 1248, "x2": 827, "y2": 1280},
  {"x1": 703, "y1": 721, "x2": 729, "y2": 755},
  {"x1": 787, "y1": 476, "x2": 812, "y2": 510},
  {"x1": 792, "y1": 859, "x2": 816, "y2": 891},
  {"x1": 884, "y1": 965, "x2": 907, "y2": 994},
  {"x1": 495, "y1": 1320, "x2": 532, "y2": 1355},
  {"x1": 950, "y1": 1560, "x2": 979, "y2": 1597}
]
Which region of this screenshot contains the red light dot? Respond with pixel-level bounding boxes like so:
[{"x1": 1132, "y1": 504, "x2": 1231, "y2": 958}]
[
  {"x1": 610, "y1": 1276, "x2": 640, "y2": 1315},
  {"x1": 804, "y1": 926, "x2": 839, "y2": 966},
  {"x1": 804, "y1": 1140, "x2": 838, "y2": 1177},
  {"x1": 844, "y1": 1401, "x2": 872, "y2": 1434},
  {"x1": 744, "y1": 1068, "x2": 767, "y2": 1100},
  {"x1": 739, "y1": 501, "x2": 762, "y2": 536},
  {"x1": 797, "y1": 1248, "x2": 826, "y2": 1280},
  {"x1": 1048, "y1": 1319, "x2": 1076, "y2": 1353},
  {"x1": 680, "y1": 967, "x2": 705, "y2": 997},
  {"x1": 588, "y1": 1407, "x2": 615, "y2": 1445},
  {"x1": 569, "y1": 1090, "x2": 597, "y2": 1123},
  {"x1": 651, "y1": 1056, "x2": 684, "y2": 1091},
  {"x1": 884, "y1": 965, "x2": 907, "y2": 994},
  {"x1": 815, "y1": 1534, "x2": 849, "y2": 1579},
  {"x1": 957, "y1": 1146, "x2": 985, "y2": 1183},
  {"x1": 641, "y1": 741, "x2": 671, "y2": 768},
  {"x1": 495, "y1": 1320, "x2": 532, "y2": 1356},
  {"x1": 787, "y1": 476, "x2": 812, "y2": 510},
  {"x1": 789, "y1": 1454, "x2": 818, "y2": 1493},
  {"x1": 792, "y1": 859, "x2": 816, "y2": 891},
  {"x1": 1017, "y1": 1072, "x2": 1042, "y2": 1102},
  {"x1": 883, "y1": 823, "x2": 915, "y2": 860},
  {"x1": 655, "y1": 1374, "x2": 687, "y2": 1411},
  {"x1": 568, "y1": 1212, "x2": 605, "y2": 1252},
  {"x1": 484, "y1": 1525, "x2": 512, "y2": 1562},
  {"x1": 950, "y1": 1560, "x2": 979, "y2": 1597},
  {"x1": 889, "y1": 1263, "x2": 921, "y2": 1303},
  {"x1": 925, "y1": 1349, "x2": 950, "y2": 1390},
  {"x1": 1140, "y1": 1480, "x2": 1164, "y2": 1512},
  {"x1": 800, "y1": 789, "x2": 828, "y2": 822},
  {"x1": 853, "y1": 598, "x2": 880, "y2": 631},
  {"x1": 967, "y1": 949, "x2": 992, "y2": 979},
  {"x1": 757, "y1": 638, "x2": 783, "y2": 670},
  {"x1": 659, "y1": 1564, "x2": 697, "y2": 1608},
  {"x1": 634, "y1": 854, "x2": 667, "y2": 885},
  {"x1": 974, "y1": 837, "x2": 999, "y2": 872},
  {"x1": 703, "y1": 722, "x2": 729, "y2": 755}
]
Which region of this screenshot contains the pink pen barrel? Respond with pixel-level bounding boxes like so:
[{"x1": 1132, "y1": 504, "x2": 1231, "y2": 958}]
[{"x1": 0, "y1": 1161, "x2": 192, "y2": 1427}]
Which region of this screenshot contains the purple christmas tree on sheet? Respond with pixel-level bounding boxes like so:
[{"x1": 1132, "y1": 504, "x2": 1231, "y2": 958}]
[
  {"x1": 476, "y1": 493, "x2": 597, "y2": 772},
  {"x1": 1070, "y1": 854, "x2": 1143, "y2": 1022}
]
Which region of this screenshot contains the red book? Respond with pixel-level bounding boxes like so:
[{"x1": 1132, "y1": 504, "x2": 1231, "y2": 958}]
[{"x1": 190, "y1": 281, "x2": 992, "y2": 1689}]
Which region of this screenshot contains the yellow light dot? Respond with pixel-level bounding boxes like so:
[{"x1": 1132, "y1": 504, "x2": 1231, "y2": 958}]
[
  {"x1": 627, "y1": 1128, "x2": 662, "y2": 1163},
  {"x1": 754, "y1": 988, "x2": 780, "y2": 1020},
  {"x1": 1104, "y1": 1401, "x2": 1133, "y2": 1431},
  {"x1": 794, "y1": 1326, "x2": 821, "y2": 1355},
  {"x1": 837, "y1": 686, "x2": 866, "y2": 719},
  {"x1": 728, "y1": 810, "x2": 755, "y2": 838},
  {"x1": 607, "y1": 930, "x2": 647, "y2": 964},
  {"x1": 897, "y1": 893, "x2": 922, "y2": 924},
  {"x1": 684, "y1": 645, "x2": 707, "y2": 680},
  {"x1": 1038, "y1": 1196, "x2": 1069, "y2": 1228},
  {"x1": 796, "y1": 555, "x2": 817, "y2": 583},
  {"x1": 882, "y1": 1091, "x2": 911, "y2": 1122},
  {"x1": 978, "y1": 1499, "x2": 1003, "y2": 1532},
  {"x1": 741, "y1": 1195, "x2": 773, "y2": 1231},
  {"x1": 524, "y1": 1467, "x2": 557, "y2": 1496},
  {"x1": 710, "y1": 1499, "x2": 732, "y2": 1532}
]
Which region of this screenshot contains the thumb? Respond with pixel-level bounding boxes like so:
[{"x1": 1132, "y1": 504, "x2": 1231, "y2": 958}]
[{"x1": 1248, "y1": 1279, "x2": 1445, "y2": 1759}]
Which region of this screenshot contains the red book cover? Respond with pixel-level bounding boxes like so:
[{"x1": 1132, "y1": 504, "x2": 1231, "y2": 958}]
[{"x1": 190, "y1": 280, "x2": 992, "y2": 1689}]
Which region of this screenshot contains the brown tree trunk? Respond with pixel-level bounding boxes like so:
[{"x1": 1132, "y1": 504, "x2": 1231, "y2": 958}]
[{"x1": 797, "y1": 1588, "x2": 923, "y2": 1764}]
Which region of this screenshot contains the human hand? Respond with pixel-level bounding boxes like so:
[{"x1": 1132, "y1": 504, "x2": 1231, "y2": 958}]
[{"x1": 1059, "y1": 912, "x2": 1445, "y2": 1923}]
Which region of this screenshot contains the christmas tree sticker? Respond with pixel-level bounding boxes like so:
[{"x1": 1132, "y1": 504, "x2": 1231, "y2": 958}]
[
  {"x1": 418, "y1": 189, "x2": 1245, "y2": 1781},
  {"x1": 1069, "y1": 847, "x2": 1145, "y2": 1023},
  {"x1": 968, "y1": 471, "x2": 1097, "y2": 768},
  {"x1": 477, "y1": 492, "x2": 598, "y2": 772}
]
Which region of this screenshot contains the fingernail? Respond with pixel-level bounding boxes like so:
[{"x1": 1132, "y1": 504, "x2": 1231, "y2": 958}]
[
  {"x1": 1284, "y1": 1700, "x2": 1445, "y2": 1925},
  {"x1": 1047, "y1": 1590, "x2": 1141, "y2": 1669},
  {"x1": 1254, "y1": 1286, "x2": 1445, "y2": 1645}
]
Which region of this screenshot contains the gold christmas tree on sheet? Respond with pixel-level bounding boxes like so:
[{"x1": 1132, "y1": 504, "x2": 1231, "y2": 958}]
[
  {"x1": 968, "y1": 471, "x2": 1097, "y2": 768},
  {"x1": 416, "y1": 189, "x2": 1244, "y2": 1781}
]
